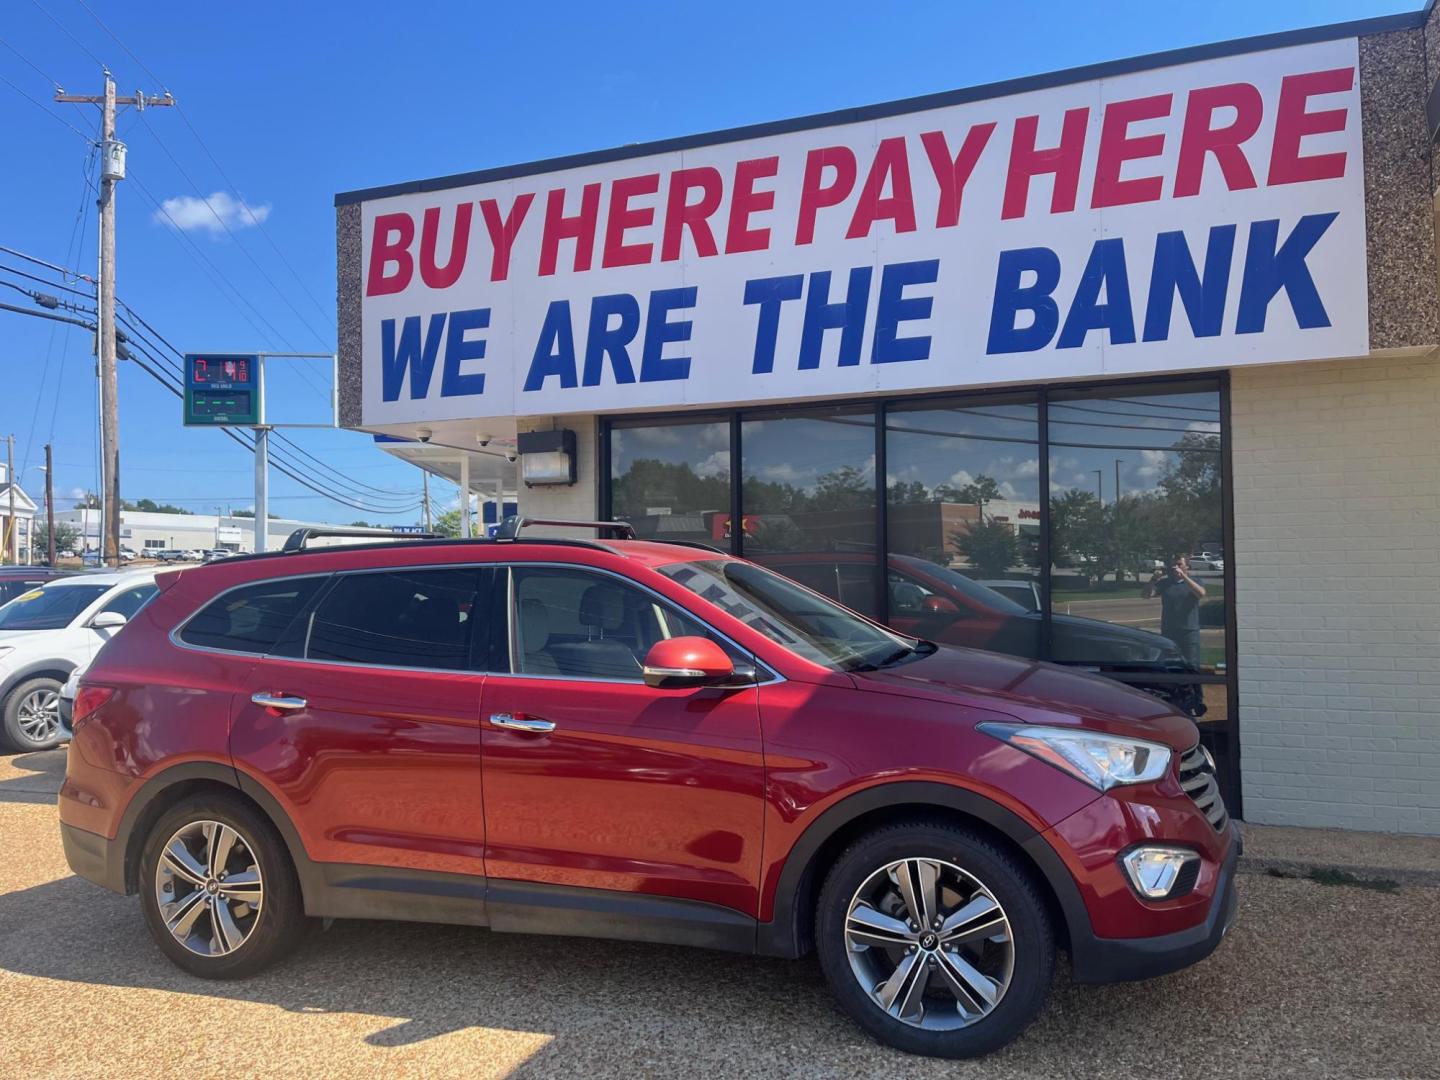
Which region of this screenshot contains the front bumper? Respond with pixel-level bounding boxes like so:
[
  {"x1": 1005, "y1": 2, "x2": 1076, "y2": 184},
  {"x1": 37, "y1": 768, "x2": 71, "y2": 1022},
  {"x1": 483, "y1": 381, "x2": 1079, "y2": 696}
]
[
  {"x1": 1069, "y1": 828, "x2": 1239, "y2": 983},
  {"x1": 60, "y1": 820, "x2": 127, "y2": 894}
]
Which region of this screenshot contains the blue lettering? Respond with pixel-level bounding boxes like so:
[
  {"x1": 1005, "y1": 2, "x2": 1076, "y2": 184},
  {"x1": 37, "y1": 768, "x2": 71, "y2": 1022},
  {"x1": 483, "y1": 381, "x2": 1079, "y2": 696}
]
[
  {"x1": 640, "y1": 287, "x2": 696, "y2": 383},
  {"x1": 800, "y1": 267, "x2": 871, "y2": 369},
  {"x1": 1058, "y1": 238, "x2": 1135, "y2": 349},
  {"x1": 582, "y1": 293, "x2": 640, "y2": 387},
  {"x1": 1143, "y1": 226, "x2": 1235, "y2": 342},
  {"x1": 440, "y1": 307, "x2": 489, "y2": 397},
  {"x1": 1236, "y1": 213, "x2": 1336, "y2": 334},
  {"x1": 743, "y1": 275, "x2": 804, "y2": 374},
  {"x1": 523, "y1": 301, "x2": 578, "y2": 391},
  {"x1": 986, "y1": 247, "x2": 1061, "y2": 354},
  {"x1": 380, "y1": 313, "x2": 446, "y2": 401},
  {"x1": 872, "y1": 259, "x2": 938, "y2": 363}
]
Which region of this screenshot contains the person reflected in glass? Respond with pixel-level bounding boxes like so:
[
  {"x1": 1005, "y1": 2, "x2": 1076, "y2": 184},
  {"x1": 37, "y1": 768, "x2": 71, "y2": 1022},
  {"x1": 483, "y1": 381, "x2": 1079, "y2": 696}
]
[{"x1": 1144, "y1": 553, "x2": 1206, "y2": 668}]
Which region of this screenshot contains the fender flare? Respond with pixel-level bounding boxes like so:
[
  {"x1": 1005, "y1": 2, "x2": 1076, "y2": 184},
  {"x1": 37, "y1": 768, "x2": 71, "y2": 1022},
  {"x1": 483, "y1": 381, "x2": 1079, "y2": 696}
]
[
  {"x1": 754, "y1": 780, "x2": 1094, "y2": 959},
  {"x1": 0, "y1": 659, "x2": 80, "y2": 703}
]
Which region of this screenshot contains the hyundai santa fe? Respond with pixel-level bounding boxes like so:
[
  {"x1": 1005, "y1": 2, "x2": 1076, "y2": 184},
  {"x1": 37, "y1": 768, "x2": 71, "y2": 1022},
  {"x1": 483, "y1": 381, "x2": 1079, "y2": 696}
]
[{"x1": 60, "y1": 520, "x2": 1236, "y2": 1059}]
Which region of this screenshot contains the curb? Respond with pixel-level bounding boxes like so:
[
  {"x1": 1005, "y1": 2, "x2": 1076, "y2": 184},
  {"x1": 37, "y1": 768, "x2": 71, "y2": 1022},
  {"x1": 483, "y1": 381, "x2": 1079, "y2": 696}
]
[{"x1": 1238, "y1": 855, "x2": 1440, "y2": 889}]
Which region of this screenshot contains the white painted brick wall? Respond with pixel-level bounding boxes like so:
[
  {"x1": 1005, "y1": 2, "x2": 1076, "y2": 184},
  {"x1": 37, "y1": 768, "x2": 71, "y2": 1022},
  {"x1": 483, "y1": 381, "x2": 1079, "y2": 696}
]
[{"x1": 1232, "y1": 355, "x2": 1440, "y2": 834}]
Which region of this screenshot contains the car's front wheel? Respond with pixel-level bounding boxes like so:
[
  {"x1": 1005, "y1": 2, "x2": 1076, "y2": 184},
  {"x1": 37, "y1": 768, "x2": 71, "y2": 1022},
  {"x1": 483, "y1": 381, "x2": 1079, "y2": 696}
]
[
  {"x1": 815, "y1": 820, "x2": 1054, "y2": 1058},
  {"x1": 2, "y1": 676, "x2": 64, "y2": 751},
  {"x1": 138, "y1": 793, "x2": 307, "y2": 978}
]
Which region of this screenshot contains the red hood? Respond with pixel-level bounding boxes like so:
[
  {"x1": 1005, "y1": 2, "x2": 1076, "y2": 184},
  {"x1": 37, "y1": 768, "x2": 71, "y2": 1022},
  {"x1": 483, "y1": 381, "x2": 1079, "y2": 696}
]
[{"x1": 849, "y1": 645, "x2": 1199, "y2": 752}]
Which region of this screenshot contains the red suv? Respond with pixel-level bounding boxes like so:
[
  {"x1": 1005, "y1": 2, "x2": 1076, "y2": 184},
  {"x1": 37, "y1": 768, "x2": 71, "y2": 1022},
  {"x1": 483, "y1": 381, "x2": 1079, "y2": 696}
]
[{"x1": 59, "y1": 520, "x2": 1236, "y2": 1059}]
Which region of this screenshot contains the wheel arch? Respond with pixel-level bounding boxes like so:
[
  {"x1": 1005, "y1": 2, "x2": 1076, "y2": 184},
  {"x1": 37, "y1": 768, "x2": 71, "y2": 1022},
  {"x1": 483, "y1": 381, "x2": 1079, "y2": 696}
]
[
  {"x1": 1, "y1": 662, "x2": 77, "y2": 703},
  {"x1": 756, "y1": 782, "x2": 1093, "y2": 961}
]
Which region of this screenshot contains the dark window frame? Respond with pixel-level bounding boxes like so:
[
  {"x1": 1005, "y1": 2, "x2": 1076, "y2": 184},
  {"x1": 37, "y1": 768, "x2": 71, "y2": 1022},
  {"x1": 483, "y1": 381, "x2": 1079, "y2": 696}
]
[{"x1": 598, "y1": 369, "x2": 1239, "y2": 815}]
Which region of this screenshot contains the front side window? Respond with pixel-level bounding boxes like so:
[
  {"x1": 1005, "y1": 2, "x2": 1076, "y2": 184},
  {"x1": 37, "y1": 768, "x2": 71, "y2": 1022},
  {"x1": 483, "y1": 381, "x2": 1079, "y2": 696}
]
[
  {"x1": 180, "y1": 577, "x2": 325, "y2": 654},
  {"x1": 306, "y1": 569, "x2": 482, "y2": 670},
  {"x1": 659, "y1": 559, "x2": 915, "y2": 672},
  {"x1": 0, "y1": 583, "x2": 109, "y2": 630},
  {"x1": 511, "y1": 566, "x2": 732, "y2": 681}
]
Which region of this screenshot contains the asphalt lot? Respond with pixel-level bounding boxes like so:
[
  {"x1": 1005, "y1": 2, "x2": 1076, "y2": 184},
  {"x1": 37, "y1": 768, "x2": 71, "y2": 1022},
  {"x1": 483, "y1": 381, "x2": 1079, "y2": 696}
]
[{"x1": 3, "y1": 748, "x2": 1438, "y2": 1079}]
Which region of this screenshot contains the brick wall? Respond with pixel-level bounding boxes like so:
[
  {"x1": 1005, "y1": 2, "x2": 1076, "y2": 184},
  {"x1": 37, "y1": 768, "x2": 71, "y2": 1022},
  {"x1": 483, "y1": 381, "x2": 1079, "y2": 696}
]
[
  {"x1": 512, "y1": 415, "x2": 600, "y2": 536},
  {"x1": 1232, "y1": 355, "x2": 1440, "y2": 834}
]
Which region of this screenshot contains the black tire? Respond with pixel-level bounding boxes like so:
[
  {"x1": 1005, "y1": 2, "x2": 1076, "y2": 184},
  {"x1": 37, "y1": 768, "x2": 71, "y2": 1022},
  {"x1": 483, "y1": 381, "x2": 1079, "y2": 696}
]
[
  {"x1": 814, "y1": 819, "x2": 1054, "y2": 1059},
  {"x1": 138, "y1": 792, "x2": 308, "y2": 978},
  {"x1": 1, "y1": 676, "x2": 64, "y2": 752}
]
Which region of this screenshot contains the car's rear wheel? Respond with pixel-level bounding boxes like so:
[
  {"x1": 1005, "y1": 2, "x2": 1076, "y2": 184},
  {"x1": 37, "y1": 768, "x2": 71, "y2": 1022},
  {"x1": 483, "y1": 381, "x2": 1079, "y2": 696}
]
[
  {"x1": 2, "y1": 676, "x2": 64, "y2": 751},
  {"x1": 815, "y1": 820, "x2": 1054, "y2": 1058},
  {"x1": 138, "y1": 793, "x2": 307, "y2": 978}
]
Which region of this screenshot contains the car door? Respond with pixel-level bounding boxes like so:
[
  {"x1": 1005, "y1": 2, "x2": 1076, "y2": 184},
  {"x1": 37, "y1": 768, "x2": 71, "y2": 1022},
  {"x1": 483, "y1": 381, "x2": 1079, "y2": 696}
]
[
  {"x1": 230, "y1": 566, "x2": 489, "y2": 880},
  {"x1": 479, "y1": 563, "x2": 766, "y2": 922}
]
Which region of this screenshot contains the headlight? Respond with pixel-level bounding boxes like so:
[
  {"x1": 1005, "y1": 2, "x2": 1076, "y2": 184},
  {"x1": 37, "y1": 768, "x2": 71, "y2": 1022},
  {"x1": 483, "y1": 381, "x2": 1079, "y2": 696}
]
[
  {"x1": 977, "y1": 723, "x2": 1172, "y2": 791},
  {"x1": 1109, "y1": 640, "x2": 1164, "y2": 663}
]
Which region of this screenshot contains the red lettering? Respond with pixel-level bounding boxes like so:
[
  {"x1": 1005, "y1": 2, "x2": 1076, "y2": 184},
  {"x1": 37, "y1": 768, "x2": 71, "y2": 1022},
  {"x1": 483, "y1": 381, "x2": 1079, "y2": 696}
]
[
  {"x1": 1268, "y1": 67, "x2": 1354, "y2": 186},
  {"x1": 601, "y1": 173, "x2": 660, "y2": 268},
  {"x1": 1174, "y1": 83, "x2": 1263, "y2": 197},
  {"x1": 846, "y1": 137, "x2": 917, "y2": 240},
  {"x1": 365, "y1": 212, "x2": 414, "y2": 296},
  {"x1": 661, "y1": 167, "x2": 722, "y2": 261},
  {"x1": 921, "y1": 123, "x2": 995, "y2": 228},
  {"x1": 1091, "y1": 93, "x2": 1172, "y2": 208},
  {"x1": 478, "y1": 193, "x2": 535, "y2": 282},
  {"x1": 796, "y1": 146, "x2": 857, "y2": 245},
  {"x1": 726, "y1": 156, "x2": 778, "y2": 254},
  {"x1": 418, "y1": 202, "x2": 472, "y2": 289},
  {"x1": 1001, "y1": 107, "x2": 1089, "y2": 220},
  {"x1": 538, "y1": 183, "x2": 601, "y2": 276}
]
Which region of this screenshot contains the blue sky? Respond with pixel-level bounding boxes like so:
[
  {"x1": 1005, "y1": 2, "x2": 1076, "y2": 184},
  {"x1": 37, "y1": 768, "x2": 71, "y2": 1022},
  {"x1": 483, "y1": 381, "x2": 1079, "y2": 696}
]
[{"x1": 0, "y1": 0, "x2": 1414, "y2": 524}]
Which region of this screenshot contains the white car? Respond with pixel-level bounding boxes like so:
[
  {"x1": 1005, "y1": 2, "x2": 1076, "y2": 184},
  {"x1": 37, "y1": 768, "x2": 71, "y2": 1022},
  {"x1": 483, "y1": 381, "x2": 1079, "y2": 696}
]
[{"x1": 0, "y1": 569, "x2": 160, "y2": 752}]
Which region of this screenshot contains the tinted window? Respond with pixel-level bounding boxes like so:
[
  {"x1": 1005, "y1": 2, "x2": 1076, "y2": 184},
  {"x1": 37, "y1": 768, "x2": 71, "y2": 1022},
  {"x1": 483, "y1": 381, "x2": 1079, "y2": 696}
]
[
  {"x1": 0, "y1": 579, "x2": 49, "y2": 604},
  {"x1": 0, "y1": 583, "x2": 109, "y2": 630},
  {"x1": 307, "y1": 569, "x2": 481, "y2": 670},
  {"x1": 100, "y1": 584, "x2": 158, "y2": 620},
  {"x1": 610, "y1": 418, "x2": 731, "y2": 542},
  {"x1": 512, "y1": 566, "x2": 732, "y2": 681},
  {"x1": 180, "y1": 577, "x2": 324, "y2": 654}
]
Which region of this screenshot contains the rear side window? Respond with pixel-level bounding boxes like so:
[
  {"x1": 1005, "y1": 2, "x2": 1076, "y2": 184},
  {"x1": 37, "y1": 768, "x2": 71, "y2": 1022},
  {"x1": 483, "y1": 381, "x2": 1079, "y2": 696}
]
[
  {"x1": 306, "y1": 568, "x2": 482, "y2": 670},
  {"x1": 180, "y1": 577, "x2": 325, "y2": 654},
  {"x1": 101, "y1": 584, "x2": 159, "y2": 619}
]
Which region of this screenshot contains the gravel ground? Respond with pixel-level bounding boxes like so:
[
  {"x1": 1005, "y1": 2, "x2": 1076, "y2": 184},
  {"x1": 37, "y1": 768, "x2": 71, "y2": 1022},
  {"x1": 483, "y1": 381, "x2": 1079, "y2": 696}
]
[{"x1": 3, "y1": 747, "x2": 1438, "y2": 1079}]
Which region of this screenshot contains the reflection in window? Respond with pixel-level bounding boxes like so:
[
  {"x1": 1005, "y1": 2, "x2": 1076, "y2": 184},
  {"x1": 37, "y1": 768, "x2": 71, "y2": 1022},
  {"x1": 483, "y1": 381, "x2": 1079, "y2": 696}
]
[
  {"x1": 307, "y1": 569, "x2": 480, "y2": 670},
  {"x1": 1047, "y1": 381, "x2": 1226, "y2": 718},
  {"x1": 886, "y1": 396, "x2": 1041, "y2": 657},
  {"x1": 610, "y1": 418, "x2": 730, "y2": 543},
  {"x1": 740, "y1": 408, "x2": 879, "y2": 617}
]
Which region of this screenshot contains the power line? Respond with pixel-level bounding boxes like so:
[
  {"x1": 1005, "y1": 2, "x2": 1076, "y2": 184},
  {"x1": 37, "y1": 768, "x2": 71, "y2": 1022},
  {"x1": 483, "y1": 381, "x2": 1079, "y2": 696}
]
[
  {"x1": 0, "y1": 69, "x2": 92, "y2": 139},
  {"x1": 27, "y1": 0, "x2": 105, "y2": 68},
  {"x1": 69, "y1": 0, "x2": 163, "y2": 87},
  {"x1": 0, "y1": 33, "x2": 64, "y2": 90}
]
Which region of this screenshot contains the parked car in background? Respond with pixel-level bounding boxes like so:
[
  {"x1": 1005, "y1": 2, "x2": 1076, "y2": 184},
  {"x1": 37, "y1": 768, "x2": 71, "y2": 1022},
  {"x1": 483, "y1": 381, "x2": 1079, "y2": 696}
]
[
  {"x1": 1188, "y1": 553, "x2": 1225, "y2": 572},
  {"x1": 978, "y1": 578, "x2": 1041, "y2": 612},
  {"x1": 62, "y1": 523, "x2": 1235, "y2": 1058},
  {"x1": 0, "y1": 567, "x2": 74, "y2": 605},
  {"x1": 0, "y1": 568, "x2": 159, "y2": 750},
  {"x1": 203, "y1": 549, "x2": 235, "y2": 563}
]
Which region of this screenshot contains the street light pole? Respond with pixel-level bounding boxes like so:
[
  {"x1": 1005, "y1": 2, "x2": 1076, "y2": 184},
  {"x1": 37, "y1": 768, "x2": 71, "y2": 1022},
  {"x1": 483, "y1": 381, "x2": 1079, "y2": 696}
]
[{"x1": 1093, "y1": 469, "x2": 1103, "y2": 507}]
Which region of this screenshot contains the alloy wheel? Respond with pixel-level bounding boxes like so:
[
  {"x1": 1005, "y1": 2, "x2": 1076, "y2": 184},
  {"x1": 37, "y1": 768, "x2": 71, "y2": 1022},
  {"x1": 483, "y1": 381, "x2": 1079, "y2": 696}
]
[
  {"x1": 843, "y1": 857, "x2": 1014, "y2": 1030},
  {"x1": 15, "y1": 688, "x2": 60, "y2": 744},
  {"x1": 153, "y1": 820, "x2": 265, "y2": 956}
]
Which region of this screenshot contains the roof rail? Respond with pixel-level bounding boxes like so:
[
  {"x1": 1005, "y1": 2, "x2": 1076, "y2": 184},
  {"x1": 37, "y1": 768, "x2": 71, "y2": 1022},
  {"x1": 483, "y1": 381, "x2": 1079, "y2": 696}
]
[
  {"x1": 655, "y1": 539, "x2": 728, "y2": 554},
  {"x1": 281, "y1": 527, "x2": 441, "y2": 553},
  {"x1": 494, "y1": 516, "x2": 635, "y2": 541}
]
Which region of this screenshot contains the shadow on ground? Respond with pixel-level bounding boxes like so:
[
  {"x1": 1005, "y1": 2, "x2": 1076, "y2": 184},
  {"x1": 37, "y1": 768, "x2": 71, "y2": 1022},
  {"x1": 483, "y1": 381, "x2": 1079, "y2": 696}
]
[{"x1": 0, "y1": 748, "x2": 64, "y2": 805}]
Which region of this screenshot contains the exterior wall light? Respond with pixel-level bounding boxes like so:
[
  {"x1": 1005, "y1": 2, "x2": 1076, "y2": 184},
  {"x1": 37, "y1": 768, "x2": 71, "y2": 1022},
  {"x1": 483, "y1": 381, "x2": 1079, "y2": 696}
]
[{"x1": 516, "y1": 429, "x2": 577, "y2": 486}]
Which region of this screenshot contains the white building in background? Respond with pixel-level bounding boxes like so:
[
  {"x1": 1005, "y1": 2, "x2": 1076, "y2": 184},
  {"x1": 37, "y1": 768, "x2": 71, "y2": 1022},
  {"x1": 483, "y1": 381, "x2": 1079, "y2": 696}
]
[
  {"x1": 54, "y1": 508, "x2": 392, "y2": 554},
  {"x1": 0, "y1": 463, "x2": 36, "y2": 564}
]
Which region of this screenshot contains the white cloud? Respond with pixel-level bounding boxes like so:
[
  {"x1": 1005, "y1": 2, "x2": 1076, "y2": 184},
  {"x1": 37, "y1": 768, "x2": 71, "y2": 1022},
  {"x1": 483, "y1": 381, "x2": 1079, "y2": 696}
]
[
  {"x1": 154, "y1": 190, "x2": 271, "y2": 235},
  {"x1": 758, "y1": 463, "x2": 803, "y2": 483},
  {"x1": 1014, "y1": 458, "x2": 1040, "y2": 478},
  {"x1": 694, "y1": 450, "x2": 730, "y2": 478},
  {"x1": 947, "y1": 469, "x2": 975, "y2": 488},
  {"x1": 1135, "y1": 448, "x2": 1169, "y2": 480}
]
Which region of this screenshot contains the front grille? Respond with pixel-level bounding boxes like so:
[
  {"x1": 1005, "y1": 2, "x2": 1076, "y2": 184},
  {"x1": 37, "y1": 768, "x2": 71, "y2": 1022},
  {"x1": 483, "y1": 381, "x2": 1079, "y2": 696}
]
[{"x1": 1178, "y1": 743, "x2": 1228, "y2": 831}]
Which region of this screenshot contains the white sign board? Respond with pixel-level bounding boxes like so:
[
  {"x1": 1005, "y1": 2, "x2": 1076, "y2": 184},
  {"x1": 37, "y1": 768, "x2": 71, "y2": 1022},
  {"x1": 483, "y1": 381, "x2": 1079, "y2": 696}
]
[{"x1": 354, "y1": 37, "x2": 1366, "y2": 426}]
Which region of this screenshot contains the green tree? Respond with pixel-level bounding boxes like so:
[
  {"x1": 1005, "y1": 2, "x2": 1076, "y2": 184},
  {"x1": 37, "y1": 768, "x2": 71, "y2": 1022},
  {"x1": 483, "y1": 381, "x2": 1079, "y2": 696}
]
[
  {"x1": 433, "y1": 508, "x2": 462, "y2": 538},
  {"x1": 953, "y1": 518, "x2": 1020, "y2": 577},
  {"x1": 32, "y1": 520, "x2": 81, "y2": 558}
]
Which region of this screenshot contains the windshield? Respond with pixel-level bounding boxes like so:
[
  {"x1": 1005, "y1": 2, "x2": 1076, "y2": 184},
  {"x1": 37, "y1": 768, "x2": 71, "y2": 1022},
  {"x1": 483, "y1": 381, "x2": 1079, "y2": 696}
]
[
  {"x1": 904, "y1": 560, "x2": 1029, "y2": 616},
  {"x1": 0, "y1": 583, "x2": 110, "y2": 631},
  {"x1": 659, "y1": 559, "x2": 922, "y2": 671}
]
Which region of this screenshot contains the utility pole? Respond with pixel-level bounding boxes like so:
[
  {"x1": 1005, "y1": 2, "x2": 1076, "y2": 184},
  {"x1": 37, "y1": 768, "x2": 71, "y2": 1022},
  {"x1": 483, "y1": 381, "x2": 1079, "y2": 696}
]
[
  {"x1": 45, "y1": 444, "x2": 55, "y2": 567},
  {"x1": 421, "y1": 469, "x2": 431, "y2": 531},
  {"x1": 5, "y1": 434, "x2": 14, "y2": 565},
  {"x1": 57, "y1": 73, "x2": 174, "y2": 567}
]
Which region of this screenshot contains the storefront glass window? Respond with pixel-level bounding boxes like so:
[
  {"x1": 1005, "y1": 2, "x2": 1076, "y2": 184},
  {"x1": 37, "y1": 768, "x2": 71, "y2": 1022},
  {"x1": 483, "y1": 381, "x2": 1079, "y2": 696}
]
[
  {"x1": 885, "y1": 396, "x2": 1042, "y2": 657},
  {"x1": 739, "y1": 408, "x2": 880, "y2": 618},
  {"x1": 609, "y1": 417, "x2": 730, "y2": 542},
  {"x1": 1047, "y1": 380, "x2": 1227, "y2": 721}
]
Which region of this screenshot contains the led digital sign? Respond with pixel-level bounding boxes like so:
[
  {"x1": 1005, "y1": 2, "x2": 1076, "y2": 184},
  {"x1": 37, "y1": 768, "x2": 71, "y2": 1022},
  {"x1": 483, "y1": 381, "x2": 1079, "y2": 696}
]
[{"x1": 183, "y1": 353, "x2": 261, "y2": 426}]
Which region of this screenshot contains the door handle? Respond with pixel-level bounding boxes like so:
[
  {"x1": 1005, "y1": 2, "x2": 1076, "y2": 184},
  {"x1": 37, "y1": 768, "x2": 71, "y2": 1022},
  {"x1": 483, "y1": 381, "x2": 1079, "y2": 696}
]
[
  {"x1": 488, "y1": 712, "x2": 555, "y2": 733},
  {"x1": 251, "y1": 692, "x2": 308, "y2": 711}
]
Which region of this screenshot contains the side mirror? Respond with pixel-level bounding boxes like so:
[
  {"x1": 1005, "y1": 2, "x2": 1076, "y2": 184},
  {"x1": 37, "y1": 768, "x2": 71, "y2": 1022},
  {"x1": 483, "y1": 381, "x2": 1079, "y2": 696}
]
[
  {"x1": 90, "y1": 611, "x2": 127, "y2": 630},
  {"x1": 922, "y1": 595, "x2": 961, "y2": 618},
  {"x1": 642, "y1": 636, "x2": 735, "y2": 689}
]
